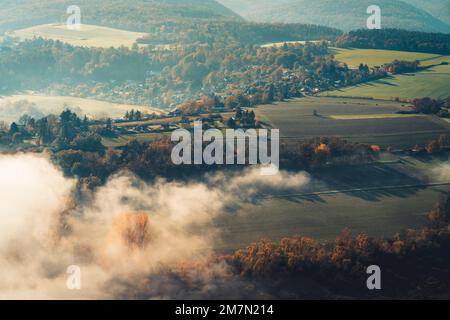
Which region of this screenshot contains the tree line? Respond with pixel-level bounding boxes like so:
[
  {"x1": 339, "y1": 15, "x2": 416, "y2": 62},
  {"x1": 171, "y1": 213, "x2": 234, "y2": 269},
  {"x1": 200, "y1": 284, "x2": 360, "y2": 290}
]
[
  {"x1": 335, "y1": 29, "x2": 450, "y2": 55},
  {"x1": 229, "y1": 191, "x2": 450, "y2": 298}
]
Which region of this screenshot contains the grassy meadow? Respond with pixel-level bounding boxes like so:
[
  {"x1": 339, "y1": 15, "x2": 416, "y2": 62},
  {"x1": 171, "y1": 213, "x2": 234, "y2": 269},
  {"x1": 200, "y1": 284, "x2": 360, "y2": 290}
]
[
  {"x1": 325, "y1": 48, "x2": 450, "y2": 100},
  {"x1": 102, "y1": 132, "x2": 171, "y2": 148},
  {"x1": 0, "y1": 94, "x2": 163, "y2": 122},
  {"x1": 12, "y1": 23, "x2": 147, "y2": 48},
  {"x1": 322, "y1": 63, "x2": 450, "y2": 100},
  {"x1": 331, "y1": 47, "x2": 444, "y2": 68}
]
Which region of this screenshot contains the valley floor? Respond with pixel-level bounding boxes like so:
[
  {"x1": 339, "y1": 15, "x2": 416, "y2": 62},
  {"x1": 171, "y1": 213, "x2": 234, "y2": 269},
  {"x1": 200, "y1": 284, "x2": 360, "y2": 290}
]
[
  {"x1": 214, "y1": 154, "x2": 450, "y2": 252},
  {"x1": 255, "y1": 96, "x2": 450, "y2": 149},
  {"x1": 0, "y1": 93, "x2": 163, "y2": 123}
]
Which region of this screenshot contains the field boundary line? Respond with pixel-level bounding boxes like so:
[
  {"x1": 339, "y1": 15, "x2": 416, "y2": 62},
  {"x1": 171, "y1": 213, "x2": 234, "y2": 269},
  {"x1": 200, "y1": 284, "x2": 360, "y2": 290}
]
[
  {"x1": 279, "y1": 129, "x2": 450, "y2": 140},
  {"x1": 258, "y1": 181, "x2": 450, "y2": 199}
]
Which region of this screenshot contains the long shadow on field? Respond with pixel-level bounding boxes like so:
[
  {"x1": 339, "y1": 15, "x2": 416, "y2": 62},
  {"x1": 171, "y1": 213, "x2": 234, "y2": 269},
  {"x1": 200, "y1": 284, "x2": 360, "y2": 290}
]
[
  {"x1": 224, "y1": 162, "x2": 432, "y2": 210},
  {"x1": 345, "y1": 185, "x2": 426, "y2": 202},
  {"x1": 373, "y1": 79, "x2": 398, "y2": 86},
  {"x1": 295, "y1": 163, "x2": 425, "y2": 203},
  {"x1": 275, "y1": 194, "x2": 328, "y2": 204},
  {"x1": 269, "y1": 185, "x2": 425, "y2": 204}
]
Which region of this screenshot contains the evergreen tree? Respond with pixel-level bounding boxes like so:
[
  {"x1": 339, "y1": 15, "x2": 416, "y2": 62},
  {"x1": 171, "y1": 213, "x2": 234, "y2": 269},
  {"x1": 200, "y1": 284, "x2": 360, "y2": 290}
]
[
  {"x1": 9, "y1": 122, "x2": 19, "y2": 135},
  {"x1": 227, "y1": 117, "x2": 236, "y2": 129},
  {"x1": 37, "y1": 117, "x2": 52, "y2": 145}
]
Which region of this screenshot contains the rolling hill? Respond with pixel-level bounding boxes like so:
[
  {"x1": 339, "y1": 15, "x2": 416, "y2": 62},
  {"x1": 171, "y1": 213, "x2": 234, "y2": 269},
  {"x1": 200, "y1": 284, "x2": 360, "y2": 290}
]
[
  {"x1": 12, "y1": 24, "x2": 148, "y2": 48},
  {"x1": 0, "y1": 0, "x2": 240, "y2": 32},
  {"x1": 404, "y1": 0, "x2": 450, "y2": 26},
  {"x1": 323, "y1": 49, "x2": 450, "y2": 100},
  {"x1": 218, "y1": 0, "x2": 450, "y2": 33}
]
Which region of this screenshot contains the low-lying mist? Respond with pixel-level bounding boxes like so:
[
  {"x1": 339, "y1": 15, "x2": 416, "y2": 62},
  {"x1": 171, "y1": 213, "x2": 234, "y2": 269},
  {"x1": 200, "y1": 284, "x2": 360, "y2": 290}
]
[
  {"x1": 0, "y1": 153, "x2": 310, "y2": 299},
  {"x1": 0, "y1": 99, "x2": 84, "y2": 124},
  {"x1": 432, "y1": 162, "x2": 450, "y2": 181}
]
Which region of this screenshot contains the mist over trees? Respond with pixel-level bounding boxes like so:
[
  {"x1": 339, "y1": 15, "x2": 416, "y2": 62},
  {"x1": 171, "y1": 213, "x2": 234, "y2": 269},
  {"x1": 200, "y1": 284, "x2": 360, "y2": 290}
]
[{"x1": 0, "y1": 38, "x2": 378, "y2": 109}]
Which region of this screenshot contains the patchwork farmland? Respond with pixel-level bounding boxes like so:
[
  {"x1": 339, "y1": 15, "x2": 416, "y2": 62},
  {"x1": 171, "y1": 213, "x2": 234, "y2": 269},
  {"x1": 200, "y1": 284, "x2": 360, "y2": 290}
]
[{"x1": 255, "y1": 97, "x2": 450, "y2": 149}]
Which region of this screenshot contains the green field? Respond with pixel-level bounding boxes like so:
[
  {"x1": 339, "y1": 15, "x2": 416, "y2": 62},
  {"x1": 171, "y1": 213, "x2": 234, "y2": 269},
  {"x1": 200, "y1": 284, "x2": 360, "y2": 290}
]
[
  {"x1": 323, "y1": 63, "x2": 450, "y2": 100},
  {"x1": 12, "y1": 23, "x2": 147, "y2": 48},
  {"x1": 326, "y1": 48, "x2": 450, "y2": 100},
  {"x1": 0, "y1": 94, "x2": 163, "y2": 122},
  {"x1": 332, "y1": 47, "x2": 443, "y2": 68},
  {"x1": 102, "y1": 132, "x2": 171, "y2": 147},
  {"x1": 255, "y1": 97, "x2": 450, "y2": 149}
]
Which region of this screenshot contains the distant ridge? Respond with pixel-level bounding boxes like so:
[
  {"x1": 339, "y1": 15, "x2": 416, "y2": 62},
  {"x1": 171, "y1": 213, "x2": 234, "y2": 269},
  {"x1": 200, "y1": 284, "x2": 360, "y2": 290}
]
[
  {"x1": 218, "y1": 0, "x2": 450, "y2": 34},
  {"x1": 0, "y1": 0, "x2": 241, "y2": 32},
  {"x1": 403, "y1": 0, "x2": 450, "y2": 26}
]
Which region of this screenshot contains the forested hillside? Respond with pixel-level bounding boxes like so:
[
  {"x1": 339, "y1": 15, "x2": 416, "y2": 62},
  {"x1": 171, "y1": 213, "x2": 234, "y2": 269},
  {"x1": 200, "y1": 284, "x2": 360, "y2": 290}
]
[
  {"x1": 0, "y1": 38, "x2": 379, "y2": 108},
  {"x1": 136, "y1": 22, "x2": 341, "y2": 45},
  {"x1": 404, "y1": 0, "x2": 450, "y2": 26},
  {"x1": 218, "y1": 0, "x2": 450, "y2": 33},
  {"x1": 0, "y1": 0, "x2": 240, "y2": 32},
  {"x1": 335, "y1": 29, "x2": 450, "y2": 55}
]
